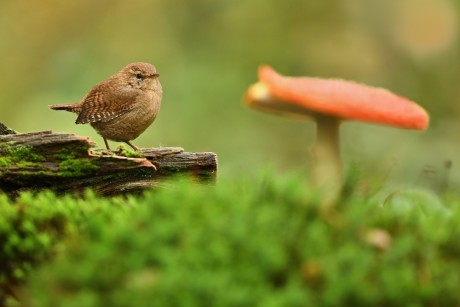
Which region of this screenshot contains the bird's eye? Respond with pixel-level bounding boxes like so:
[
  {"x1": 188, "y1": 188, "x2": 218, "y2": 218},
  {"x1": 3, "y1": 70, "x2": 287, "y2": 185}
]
[{"x1": 135, "y1": 73, "x2": 143, "y2": 79}]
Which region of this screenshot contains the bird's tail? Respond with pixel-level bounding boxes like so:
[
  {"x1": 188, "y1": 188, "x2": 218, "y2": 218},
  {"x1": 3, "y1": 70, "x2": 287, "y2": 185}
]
[{"x1": 48, "y1": 103, "x2": 81, "y2": 113}]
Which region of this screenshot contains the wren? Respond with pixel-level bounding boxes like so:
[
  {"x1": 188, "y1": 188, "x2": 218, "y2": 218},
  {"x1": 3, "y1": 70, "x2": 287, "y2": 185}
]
[{"x1": 49, "y1": 62, "x2": 163, "y2": 151}]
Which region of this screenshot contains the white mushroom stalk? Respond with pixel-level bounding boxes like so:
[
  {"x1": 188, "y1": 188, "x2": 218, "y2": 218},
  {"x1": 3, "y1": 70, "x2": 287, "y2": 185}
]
[{"x1": 246, "y1": 83, "x2": 343, "y2": 204}]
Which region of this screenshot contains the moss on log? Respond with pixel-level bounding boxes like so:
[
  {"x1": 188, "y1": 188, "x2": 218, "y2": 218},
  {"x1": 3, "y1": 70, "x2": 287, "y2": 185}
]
[{"x1": 0, "y1": 122, "x2": 217, "y2": 197}]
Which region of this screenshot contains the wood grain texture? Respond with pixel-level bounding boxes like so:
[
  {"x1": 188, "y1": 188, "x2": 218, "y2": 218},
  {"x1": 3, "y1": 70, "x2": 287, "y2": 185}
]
[{"x1": 0, "y1": 122, "x2": 217, "y2": 197}]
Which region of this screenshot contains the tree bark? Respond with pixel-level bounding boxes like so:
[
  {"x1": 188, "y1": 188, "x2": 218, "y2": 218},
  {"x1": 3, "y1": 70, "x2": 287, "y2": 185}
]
[{"x1": 0, "y1": 122, "x2": 217, "y2": 197}]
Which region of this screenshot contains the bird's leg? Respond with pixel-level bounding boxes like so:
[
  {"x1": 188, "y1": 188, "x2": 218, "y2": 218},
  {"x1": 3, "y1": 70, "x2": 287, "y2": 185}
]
[
  {"x1": 103, "y1": 138, "x2": 111, "y2": 151},
  {"x1": 125, "y1": 141, "x2": 140, "y2": 151}
]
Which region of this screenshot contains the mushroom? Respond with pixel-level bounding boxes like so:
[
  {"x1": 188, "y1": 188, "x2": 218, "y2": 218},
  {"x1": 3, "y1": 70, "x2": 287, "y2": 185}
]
[{"x1": 245, "y1": 65, "x2": 429, "y2": 204}]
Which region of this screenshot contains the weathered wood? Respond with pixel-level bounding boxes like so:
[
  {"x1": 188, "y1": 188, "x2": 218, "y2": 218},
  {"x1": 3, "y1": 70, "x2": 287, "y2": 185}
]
[
  {"x1": 0, "y1": 122, "x2": 17, "y2": 135},
  {"x1": 0, "y1": 122, "x2": 217, "y2": 197}
]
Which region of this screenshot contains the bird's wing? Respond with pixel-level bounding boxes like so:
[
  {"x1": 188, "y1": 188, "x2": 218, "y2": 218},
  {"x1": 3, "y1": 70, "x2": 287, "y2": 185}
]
[{"x1": 75, "y1": 84, "x2": 138, "y2": 124}]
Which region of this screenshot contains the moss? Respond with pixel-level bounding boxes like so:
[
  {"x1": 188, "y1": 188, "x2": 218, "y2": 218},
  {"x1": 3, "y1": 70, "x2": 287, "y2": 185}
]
[
  {"x1": 115, "y1": 145, "x2": 143, "y2": 158},
  {"x1": 0, "y1": 141, "x2": 15, "y2": 151},
  {"x1": 0, "y1": 143, "x2": 99, "y2": 177},
  {"x1": 54, "y1": 147, "x2": 99, "y2": 177},
  {"x1": 54, "y1": 149, "x2": 76, "y2": 161},
  {"x1": 0, "y1": 144, "x2": 46, "y2": 168},
  {"x1": 58, "y1": 158, "x2": 99, "y2": 177},
  {"x1": 0, "y1": 157, "x2": 12, "y2": 167},
  {"x1": 10, "y1": 176, "x2": 460, "y2": 306},
  {"x1": 11, "y1": 147, "x2": 46, "y2": 163},
  {"x1": 54, "y1": 146, "x2": 88, "y2": 161}
]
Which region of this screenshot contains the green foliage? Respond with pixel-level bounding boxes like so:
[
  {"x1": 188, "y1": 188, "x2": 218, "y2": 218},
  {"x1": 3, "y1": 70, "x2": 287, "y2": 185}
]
[
  {"x1": 58, "y1": 158, "x2": 99, "y2": 177},
  {"x1": 54, "y1": 147, "x2": 99, "y2": 177},
  {"x1": 0, "y1": 176, "x2": 458, "y2": 306},
  {"x1": 0, "y1": 190, "x2": 131, "y2": 305},
  {"x1": 0, "y1": 192, "x2": 67, "y2": 303},
  {"x1": 54, "y1": 146, "x2": 89, "y2": 161},
  {"x1": 115, "y1": 145, "x2": 143, "y2": 158},
  {"x1": 0, "y1": 144, "x2": 46, "y2": 168},
  {"x1": 8, "y1": 146, "x2": 46, "y2": 163}
]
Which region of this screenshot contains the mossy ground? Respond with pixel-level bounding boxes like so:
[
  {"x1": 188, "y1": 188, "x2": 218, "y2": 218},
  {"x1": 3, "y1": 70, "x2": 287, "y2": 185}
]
[{"x1": 1, "y1": 174, "x2": 459, "y2": 306}]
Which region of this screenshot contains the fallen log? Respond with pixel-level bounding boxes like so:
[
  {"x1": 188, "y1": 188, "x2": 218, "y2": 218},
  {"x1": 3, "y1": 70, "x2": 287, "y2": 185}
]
[{"x1": 0, "y1": 122, "x2": 217, "y2": 197}]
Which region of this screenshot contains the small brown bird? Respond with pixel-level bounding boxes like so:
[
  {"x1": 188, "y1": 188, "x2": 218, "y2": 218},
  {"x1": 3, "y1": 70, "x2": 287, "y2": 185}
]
[{"x1": 49, "y1": 62, "x2": 163, "y2": 151}]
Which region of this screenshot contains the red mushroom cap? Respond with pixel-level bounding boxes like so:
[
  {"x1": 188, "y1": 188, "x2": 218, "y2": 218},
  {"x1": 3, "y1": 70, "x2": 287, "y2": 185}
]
[{"x1": 256, "y1": 65, "x2": 429, "y2": 130}]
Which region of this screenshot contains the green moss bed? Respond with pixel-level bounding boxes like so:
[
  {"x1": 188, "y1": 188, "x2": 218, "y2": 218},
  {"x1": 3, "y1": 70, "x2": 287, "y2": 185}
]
[{"x1": 1, "y1": 174, "x2": 460, "y2": 306}]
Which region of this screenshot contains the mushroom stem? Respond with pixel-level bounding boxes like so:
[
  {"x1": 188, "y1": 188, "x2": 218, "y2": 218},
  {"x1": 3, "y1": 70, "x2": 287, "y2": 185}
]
[
  {"x1": 311, "y1": 115, "x2": 343, "y2": 204},
  {"x1": 247, "y1": 65, "x2": 430, "y2": 207}
]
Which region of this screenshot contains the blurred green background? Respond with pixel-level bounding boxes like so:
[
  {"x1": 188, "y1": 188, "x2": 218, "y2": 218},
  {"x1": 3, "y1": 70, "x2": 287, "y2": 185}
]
[{"x1": 1, "y1": 0, "x2": 459, "y2": 189}]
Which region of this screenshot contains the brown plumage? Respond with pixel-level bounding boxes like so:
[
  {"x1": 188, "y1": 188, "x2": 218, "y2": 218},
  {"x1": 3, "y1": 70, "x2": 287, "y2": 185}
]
[{"x1": 49, "y1": 62, "x2": 163, "y2": 151}]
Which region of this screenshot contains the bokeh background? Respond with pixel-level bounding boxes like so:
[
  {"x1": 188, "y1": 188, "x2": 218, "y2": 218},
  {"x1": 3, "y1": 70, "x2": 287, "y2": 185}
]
[{"x1": 1, "y1": 0, "x2": 459, "y2": 190}]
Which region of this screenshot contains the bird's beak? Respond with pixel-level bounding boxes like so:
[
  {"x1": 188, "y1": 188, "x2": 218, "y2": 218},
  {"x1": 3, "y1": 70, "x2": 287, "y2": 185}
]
[{"x1": 150, "y1": 73, "x2": 160, "y2": 78}]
